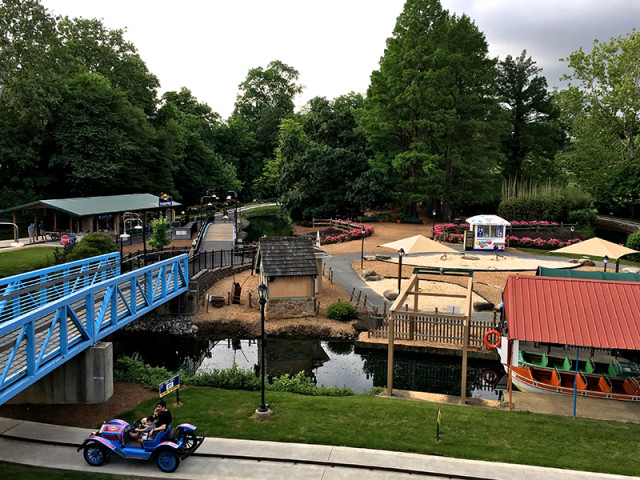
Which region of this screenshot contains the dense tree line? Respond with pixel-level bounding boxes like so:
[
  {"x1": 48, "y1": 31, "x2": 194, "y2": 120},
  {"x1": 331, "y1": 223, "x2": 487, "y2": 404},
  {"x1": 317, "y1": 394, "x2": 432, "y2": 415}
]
[{"x1": 1, "y1": 0, "x2": 639, "y2": 221}]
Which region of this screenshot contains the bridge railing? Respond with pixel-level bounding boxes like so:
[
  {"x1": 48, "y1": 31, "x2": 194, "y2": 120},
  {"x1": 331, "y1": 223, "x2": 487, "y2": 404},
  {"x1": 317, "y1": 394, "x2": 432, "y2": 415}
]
[
  {"x1": 189, "y1": 247, "x2": 256, "y2": 277},
  {"x1": 0, "y1": 254, "x2": 189, "y2": 405},
  {"x1": 0, "y1": 253, "x2": 121, "y2": 324}
]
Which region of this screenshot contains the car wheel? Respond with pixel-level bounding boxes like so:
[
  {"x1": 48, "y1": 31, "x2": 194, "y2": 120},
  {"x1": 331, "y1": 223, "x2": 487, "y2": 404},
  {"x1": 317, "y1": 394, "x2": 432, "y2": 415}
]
[
  {"x1": 156, "y1": 448, "x2": 180, "y2": 473},
  {"x1": 181, "y1": 430, "x2": 198, "y2": 452},
  {"x1": 83, "y1": 442, "x2": 108, "y2": 466}
]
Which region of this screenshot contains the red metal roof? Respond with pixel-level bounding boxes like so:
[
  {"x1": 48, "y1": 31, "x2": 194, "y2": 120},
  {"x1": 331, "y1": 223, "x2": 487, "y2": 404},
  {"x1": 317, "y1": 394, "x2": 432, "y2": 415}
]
[{"x1": 503, "y1": 275, "x2": 640, "y2": 349}]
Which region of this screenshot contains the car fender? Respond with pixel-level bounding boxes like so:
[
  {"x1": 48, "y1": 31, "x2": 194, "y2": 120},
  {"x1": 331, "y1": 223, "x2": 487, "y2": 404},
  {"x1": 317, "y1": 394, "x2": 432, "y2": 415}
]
[
  {"x1": 86, "y1": 436, "x2": 118, "y2": 452},
  {"x1": 177, "y1": 423, "x2": 196, "y2": 431}
]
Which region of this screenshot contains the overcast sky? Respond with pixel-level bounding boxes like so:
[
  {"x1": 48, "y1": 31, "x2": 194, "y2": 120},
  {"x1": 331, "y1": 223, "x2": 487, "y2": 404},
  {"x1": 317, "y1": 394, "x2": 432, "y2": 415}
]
[{"x1": 40, "y1": 0, "x2": 640, "y2": 119}]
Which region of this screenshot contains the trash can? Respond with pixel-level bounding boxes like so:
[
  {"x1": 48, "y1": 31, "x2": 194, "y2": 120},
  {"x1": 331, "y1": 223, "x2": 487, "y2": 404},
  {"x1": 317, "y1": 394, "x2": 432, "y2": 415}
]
[
  {"x1": 232, "y1": 282, "x2": 242, "y2": 304},
  {"x1": 463, "y1": 231, "x2": 474, "y2": 251}
]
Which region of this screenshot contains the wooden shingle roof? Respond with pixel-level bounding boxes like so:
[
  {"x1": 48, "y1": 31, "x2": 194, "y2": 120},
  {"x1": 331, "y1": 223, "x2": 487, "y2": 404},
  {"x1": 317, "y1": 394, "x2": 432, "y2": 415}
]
[{"x1": 259, "y1": 236, "x2": 318, "y2": 277}]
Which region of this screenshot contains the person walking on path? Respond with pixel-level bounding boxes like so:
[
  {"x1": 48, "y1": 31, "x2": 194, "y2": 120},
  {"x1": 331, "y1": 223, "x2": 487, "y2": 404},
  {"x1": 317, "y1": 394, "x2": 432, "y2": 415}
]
[
  {"x1": 38, "y1": 220, "x2": 44, "y2": 240},
  {"x1": 28, "y1": 222, "x2": 36, "y2": 243}
]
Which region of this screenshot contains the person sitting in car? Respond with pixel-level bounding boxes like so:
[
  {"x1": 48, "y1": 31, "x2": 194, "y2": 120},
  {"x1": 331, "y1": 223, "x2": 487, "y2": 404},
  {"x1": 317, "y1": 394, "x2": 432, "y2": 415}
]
[{"x1": 149, "y1": 400, "x2": 172, "y2": 438}]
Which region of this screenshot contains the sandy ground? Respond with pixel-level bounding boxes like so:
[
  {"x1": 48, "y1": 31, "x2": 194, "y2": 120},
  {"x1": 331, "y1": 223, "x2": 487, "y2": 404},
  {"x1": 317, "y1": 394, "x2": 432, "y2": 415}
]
[{"x1": 194, "y1": 222, "x2": 602, "y2": 334}]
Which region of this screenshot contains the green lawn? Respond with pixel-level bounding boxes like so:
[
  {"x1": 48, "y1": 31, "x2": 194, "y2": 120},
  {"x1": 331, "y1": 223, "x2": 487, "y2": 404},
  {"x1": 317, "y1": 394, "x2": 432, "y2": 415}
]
[
  {"x1": 0, "y1": 463, "x2": 132, "y2": 479},
  {"x1": 0, "y1": 247, "x2": 58, "y2": 277},
  {"x1": 115, "y1": 387, "x2": 640, "y2": 477}
]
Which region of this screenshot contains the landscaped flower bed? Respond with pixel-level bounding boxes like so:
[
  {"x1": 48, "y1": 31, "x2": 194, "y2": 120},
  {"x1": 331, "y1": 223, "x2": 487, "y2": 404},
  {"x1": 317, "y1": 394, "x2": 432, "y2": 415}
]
[
  {"x1": 321, "y1": 225, "x2": 374, "y2": 245},
  {"x1": 434, "y1": 221, "x2": 584, "y2": 250}
]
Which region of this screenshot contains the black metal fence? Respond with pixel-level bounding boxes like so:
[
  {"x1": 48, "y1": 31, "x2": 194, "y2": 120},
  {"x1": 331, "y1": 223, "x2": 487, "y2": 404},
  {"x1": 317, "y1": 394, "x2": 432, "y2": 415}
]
[
  {"x1": 120, "y1": 246, "x2": 256, "y2": 277},
  {"x1": 188, "y1": 247, "x2": 256, "y2": 277}
]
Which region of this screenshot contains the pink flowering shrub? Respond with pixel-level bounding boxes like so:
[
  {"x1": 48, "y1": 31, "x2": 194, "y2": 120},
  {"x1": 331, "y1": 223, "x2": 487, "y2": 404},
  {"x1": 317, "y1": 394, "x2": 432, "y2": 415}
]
[
  {"x1": 322, "y1": 224, "x2": 375, "y2": 245},
  {"x1": 434, "y1": 221, "x2": 583, "y2": 250}
]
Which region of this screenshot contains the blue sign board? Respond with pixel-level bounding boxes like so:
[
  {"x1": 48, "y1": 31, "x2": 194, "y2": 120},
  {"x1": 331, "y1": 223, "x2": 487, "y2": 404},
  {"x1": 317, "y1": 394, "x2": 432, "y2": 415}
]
[
  {"x1": 159, "y1": 196, "x2": 173, "y2": 207},
  {"x1": 159, "y1": 374, "x2": 180, "y2": 397}
]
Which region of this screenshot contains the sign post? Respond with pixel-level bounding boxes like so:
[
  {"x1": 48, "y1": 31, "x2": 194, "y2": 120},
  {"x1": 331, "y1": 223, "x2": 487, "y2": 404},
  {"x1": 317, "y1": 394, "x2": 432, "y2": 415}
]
[{"x1": 159, "y1": 374, "x2": 180, "y2": 405}]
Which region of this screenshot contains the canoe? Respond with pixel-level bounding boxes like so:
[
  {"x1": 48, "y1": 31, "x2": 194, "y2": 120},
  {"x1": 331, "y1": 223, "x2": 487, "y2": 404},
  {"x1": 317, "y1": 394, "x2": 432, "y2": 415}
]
[
  {"x1": 510, "y1": 365, "x2": 640, "y2": 402},
  {"x1": 518, "y1": 351, "x2": 640, "y2": 379}
]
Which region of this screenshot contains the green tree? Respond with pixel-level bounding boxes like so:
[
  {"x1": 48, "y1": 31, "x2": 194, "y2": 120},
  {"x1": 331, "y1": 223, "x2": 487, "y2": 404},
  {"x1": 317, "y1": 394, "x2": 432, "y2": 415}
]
[
  {"x1": 155, "y1": 88, "x2": 240, "y2": 206},
  {"x1": 231, "y1": 60, "x2": 303, "y2": 197},
  {"x1": 147, "y1": 218, "x2": 171, "y2": 249},
  {"x1": 363, "y1": 0, "x2": 502, "y2": 219},
  {"x1": 0, "y1": 0, "x2": 64, "y2": 207},
  {"x1": 49, "y1": 72, "x2": 163, "y2": 196},
  {"x1": 275, "y1": 95, "x2": 373, "y2": 219},
  {"x1": 56, "y1": 17, "x2": 160, "y2": 115},
  {"x1": 497, "y1": 50, "x2": 564, "y2": 181},
  {"x1": 560, "y1": 30, "x2": 640, "y2": 216}
]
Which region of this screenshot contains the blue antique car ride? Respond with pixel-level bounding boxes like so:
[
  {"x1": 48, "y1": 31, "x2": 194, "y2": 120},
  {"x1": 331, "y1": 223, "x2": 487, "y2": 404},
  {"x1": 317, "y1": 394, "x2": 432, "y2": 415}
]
[{"x1": 78, "y1": 418, "x2": 204, "y2": 472}]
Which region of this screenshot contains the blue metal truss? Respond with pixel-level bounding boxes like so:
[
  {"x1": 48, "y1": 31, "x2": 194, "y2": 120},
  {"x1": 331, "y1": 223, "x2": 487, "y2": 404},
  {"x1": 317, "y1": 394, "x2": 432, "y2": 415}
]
[
  {"x1": 0, "y1": 254, "x2": 189, "y2": 405},
  {"x1": 0, "y1": 252, "x2": 121, "y2": 324}
]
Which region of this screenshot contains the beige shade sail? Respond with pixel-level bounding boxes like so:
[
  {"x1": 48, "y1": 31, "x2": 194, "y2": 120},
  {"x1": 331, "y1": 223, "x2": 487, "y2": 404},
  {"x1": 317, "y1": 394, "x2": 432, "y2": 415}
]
[
  {"x1": 551, "y1": 237, "x2": 638, "y2": 259},
  {"x1": 378, "y1": 235, "x2": 458, "y2": 254}
]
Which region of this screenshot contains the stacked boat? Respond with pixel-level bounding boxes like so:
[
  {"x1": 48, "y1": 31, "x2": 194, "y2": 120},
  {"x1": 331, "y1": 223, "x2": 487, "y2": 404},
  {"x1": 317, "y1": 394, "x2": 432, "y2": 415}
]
[{"x1": 509, "y1": 350, "x2": 640, "y2": 402}]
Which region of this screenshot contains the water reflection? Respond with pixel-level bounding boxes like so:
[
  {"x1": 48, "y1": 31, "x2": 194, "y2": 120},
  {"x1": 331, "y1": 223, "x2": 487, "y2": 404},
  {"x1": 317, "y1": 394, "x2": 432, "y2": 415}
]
[{"x1": 110, "y1": 333, "x2": 503, "y2": 398}]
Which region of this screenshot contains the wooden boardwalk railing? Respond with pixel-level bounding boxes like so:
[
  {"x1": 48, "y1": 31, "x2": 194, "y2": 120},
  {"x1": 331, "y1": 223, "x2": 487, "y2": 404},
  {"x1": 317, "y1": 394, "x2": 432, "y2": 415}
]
[{"x1": 368, "y1": 311, "x2": 494, "y2": 349}]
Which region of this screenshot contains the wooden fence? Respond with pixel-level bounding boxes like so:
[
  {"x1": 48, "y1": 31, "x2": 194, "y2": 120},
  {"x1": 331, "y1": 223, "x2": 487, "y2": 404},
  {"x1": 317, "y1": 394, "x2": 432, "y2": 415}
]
[
  {"x1": 368, "y1": 310, "x2": 494, "y2": 349},
  {"x1": 312, "y1": 218, "x2": 364, "y2": 231}
]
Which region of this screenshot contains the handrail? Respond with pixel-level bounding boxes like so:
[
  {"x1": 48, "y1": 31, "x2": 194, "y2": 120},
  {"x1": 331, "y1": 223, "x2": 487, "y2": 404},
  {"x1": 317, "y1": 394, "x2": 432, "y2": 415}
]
[
  {"x1": 192, "y1": 214, "x2": 216, "y2": 253},
  {"x1": 0, "y1": 253, "x2": 120, "y2": 324}
]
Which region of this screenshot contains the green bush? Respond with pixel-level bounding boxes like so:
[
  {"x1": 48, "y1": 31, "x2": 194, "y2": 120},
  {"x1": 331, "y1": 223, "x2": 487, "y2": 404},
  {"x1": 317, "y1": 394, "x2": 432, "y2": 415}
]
[
  {"x1": 326, "y1": 301, "x2": 357, "y2": 321},
  {"x1": 270, "y1": 371, "x2": 354, "y2": 396},
  {"x1": 184, "y1": 363, "x2": 260, "y2": 390},
  {"x1": 567, "y1": 208, "x2": 597, "y2": 228},
  {"x1": 114, "y1": 354, "x2": 174, "y2": 390},
  {"x1": 626, "y1": 231, "x2": 640, "y2": 262},
  {"x1": 53, "y1": 232, "x2": 118, "y2": 264},
  {"x1": 498, "y1": 184, "x2": 592, "y2": 222},
  {"x1": 114, "y1": 355, "x2": 359, "y2": 396}
]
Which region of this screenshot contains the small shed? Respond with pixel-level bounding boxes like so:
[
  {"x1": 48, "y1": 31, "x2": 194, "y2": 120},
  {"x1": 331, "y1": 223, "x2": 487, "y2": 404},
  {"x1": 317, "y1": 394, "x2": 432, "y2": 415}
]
[
  {"x1": 256, "y1": 236, "x2": 319, "y2": 319},
  {"x1": 465, "y1": 214, "x2": 510, "y2": 251}
]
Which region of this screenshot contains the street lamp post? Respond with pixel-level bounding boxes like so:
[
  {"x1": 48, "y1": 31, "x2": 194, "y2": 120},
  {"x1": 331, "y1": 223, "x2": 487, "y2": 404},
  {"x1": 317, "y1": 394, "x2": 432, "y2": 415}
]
[
  {"x1": 398, "y1": 248, "x2": 405, "y2": 293},
  {"x1": 603, "y1": 255, "x2": 609, "y2": 272},
  {"x1": 431, "y1": 209, "x2": 437, "y2": 240},
  {"x1": 570, "y1": 225, "x2": 574, "y2": 242},
  {"x1": 227, "y1": 191, "x2": 238, "y2": 245},
  {"x1": 256, "y1": 283, "x2": 270, "y2": 415},
  {"x1": 360, "y1": 225, "x2": 366, "y2": 270}
]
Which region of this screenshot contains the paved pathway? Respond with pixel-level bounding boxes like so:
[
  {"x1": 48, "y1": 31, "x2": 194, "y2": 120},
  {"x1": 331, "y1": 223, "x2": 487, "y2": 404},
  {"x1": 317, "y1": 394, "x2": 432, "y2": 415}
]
[{"x1": 0, "y1": 417, "x2": 632, "y2": 480}]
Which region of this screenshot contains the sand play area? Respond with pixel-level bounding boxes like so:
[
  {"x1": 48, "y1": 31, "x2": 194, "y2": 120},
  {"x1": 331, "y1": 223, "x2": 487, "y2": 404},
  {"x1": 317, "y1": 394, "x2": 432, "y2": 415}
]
[{"x1": 384, "y1": 252, "x2": 575, "y2": 271}]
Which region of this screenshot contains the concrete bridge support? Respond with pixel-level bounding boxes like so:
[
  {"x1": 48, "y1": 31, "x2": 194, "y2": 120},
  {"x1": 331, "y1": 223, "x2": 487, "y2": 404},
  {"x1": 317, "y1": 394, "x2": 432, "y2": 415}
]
[{"x1": 7, "y1": 342, "x2": 113, "y2": 405}]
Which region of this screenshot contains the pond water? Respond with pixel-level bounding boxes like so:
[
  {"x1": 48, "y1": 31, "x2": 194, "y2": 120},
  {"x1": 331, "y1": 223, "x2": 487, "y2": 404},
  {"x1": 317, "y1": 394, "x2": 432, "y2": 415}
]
[
  {"x1": 110, "y1": 332, "x2": 505, "y2": 400},
  {"x1": 243, "y1": 215, "x2": 292, "y2": 243}
]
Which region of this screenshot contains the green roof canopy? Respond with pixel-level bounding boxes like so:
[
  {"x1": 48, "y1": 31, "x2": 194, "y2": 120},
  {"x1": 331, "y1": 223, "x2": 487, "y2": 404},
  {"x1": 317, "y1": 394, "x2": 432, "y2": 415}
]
[
  {"x1": 0, "y1": 194, "x2": 181, "y2": 217},
  {"x1": 537, "y1": 266, "x2": 640, "y2": 282}
]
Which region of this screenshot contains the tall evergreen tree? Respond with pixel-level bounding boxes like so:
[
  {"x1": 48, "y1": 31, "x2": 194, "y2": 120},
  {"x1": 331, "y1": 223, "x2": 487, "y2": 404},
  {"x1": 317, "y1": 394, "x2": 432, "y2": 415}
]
[
  {"x1": 363, "y1": 0, "x2": 502, "y2": 218},
  {"x1": 497, "y1": 50, "x2": 564, "y2": 181}
]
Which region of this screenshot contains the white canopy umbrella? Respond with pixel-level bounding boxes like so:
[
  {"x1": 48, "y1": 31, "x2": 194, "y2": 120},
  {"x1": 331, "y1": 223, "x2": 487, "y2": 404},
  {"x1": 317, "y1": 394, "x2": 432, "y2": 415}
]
[
  {"x1": 551, "y1": 237, "x2": 638, "y2": 259},
  {"x1": 379, "y1": 235, "x2": 458, "y2": 254},
  {"x1": 551, "y1": 237, "x2": 639, "y2": 272}
]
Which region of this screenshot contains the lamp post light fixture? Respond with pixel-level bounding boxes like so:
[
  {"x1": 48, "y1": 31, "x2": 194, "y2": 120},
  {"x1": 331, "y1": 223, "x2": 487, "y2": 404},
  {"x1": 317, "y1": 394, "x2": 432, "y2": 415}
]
[
  {"x1": 398, "y1": 248, "x2": 405, "y2": 293},
  {"x1": 227, "y1": 191, "x2": 238, "y2": 245},
  {"x1": 431, "y1": 209, "x2": 437, "y2": 240},
  {"x1": 360, "y1": 225, "x2": 366, "y2": 270},
  {"x1": 256, "y1": 283, "x2": 270, "y2": 415},
  {"x1": 570, "y1": 225, "x2": 574, "y2": 242},
  {"x1": 603, "y1": 255, "x2": 609, "y2": 272}
]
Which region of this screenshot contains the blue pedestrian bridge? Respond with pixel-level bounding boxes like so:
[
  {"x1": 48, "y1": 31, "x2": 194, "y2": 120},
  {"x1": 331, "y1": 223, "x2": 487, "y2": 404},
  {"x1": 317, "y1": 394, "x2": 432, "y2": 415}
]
[{"x1": 0, "y1": 252, "x2": 189, "y2": 405}]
